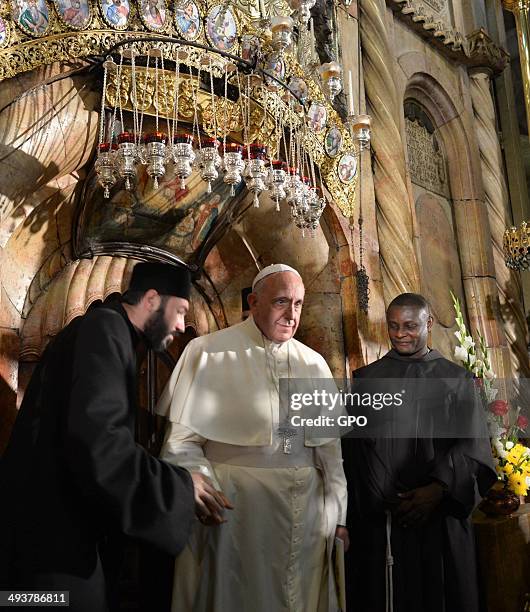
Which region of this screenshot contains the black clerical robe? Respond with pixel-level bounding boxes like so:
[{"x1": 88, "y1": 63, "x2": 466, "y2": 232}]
[
  {"x1": 342, "y1": 349, "x2": 496, "y2": 612},
  {"x1": 0, "y1": 302, "x2": 194, "y2": 611}
]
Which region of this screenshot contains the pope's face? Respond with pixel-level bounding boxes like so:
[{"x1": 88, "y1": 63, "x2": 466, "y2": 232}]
[
  {"x1": 248, "y1": 272, "x2": 305, "y2": 343},
  {"x1": 144, "y1": 295, "x2": 189, "y2": 351},
  {"x1": 386, "y1": 305, "x2": 432, "y2": 358}
]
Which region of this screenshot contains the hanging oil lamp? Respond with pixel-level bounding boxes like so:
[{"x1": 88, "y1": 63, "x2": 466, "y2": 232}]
[
  {"x1": 318, "y1": 62, "x2": 342, "y2": 102},
  {"x1": 348, "y1": 114, "x2": 372, "y2": 150},
  {"x1": 267, "y1": 160, "x2": 287, "y2": 211},
  {"x1": 197, "y1": 138, "x2": 221, "y2": 193},
  {"x1": 172, "y1": 133, "x2": 195, "y2": 191},
  {"x1": 271, "y1": 16, "x2": 294, "y2": 53},
  {"x1": 95, "y1": 142, "x2": 117, "y2": 199},
  {"x1": 285, "y1": 167, "x2": 302, "y2": 208},
  {"x1": 143, "y1": 132, "x2": 168, "y2": 190},
  {"x1": 222, "y1": 143, "x2": 245, "y2": 196},
  {"x1": 116, "y1": 132, "x2": 138, "y2": 191},
  {"x1": 244, "y1": 144, "x2": 268, "y2": 207}
]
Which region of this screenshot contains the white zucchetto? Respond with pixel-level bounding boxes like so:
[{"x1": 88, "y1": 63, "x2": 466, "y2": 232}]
[{"x1": 251, "y1": 263, "x2": 302, "y2": 291}]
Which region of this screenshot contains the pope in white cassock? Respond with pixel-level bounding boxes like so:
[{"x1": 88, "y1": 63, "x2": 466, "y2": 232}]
[{"x1": 156, "y1": 264, "x2": 349, "y2": 612}]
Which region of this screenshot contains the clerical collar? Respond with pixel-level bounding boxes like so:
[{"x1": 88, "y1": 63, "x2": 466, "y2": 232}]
[
  {"x1": 246, "y1": 316, "x2": 291, "y2": 353},
  {"x1": 385, "y1": 348, "x2": 443, "y2": 362}
]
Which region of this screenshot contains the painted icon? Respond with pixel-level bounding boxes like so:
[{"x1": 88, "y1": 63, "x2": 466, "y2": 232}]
[
  {"x1": 140, "y1": 0, "x2": 166, "y2": 29},
  {"x1": 13, "y1": 0, "x2": 50, "y2": 36},
  {"x1": 100, "y1": 0, "x2": 130, "y2": 29},
  {"x1": 55, "y1": 0, "x2": 90, "y2": 28},
  {"x1": 206, "y1": 5, "x2": 237, "y2": 52},
  {"x1": 307, "y1": 102, "x2": 327, "y2": 133},
  {"x1": 174, "y1": 0, "x2": 200, "y2": 40},
  {"x1": 337, "y1": 153, "x2": 357, "y2": 184},
  {"x1": 264, "y1": 54, "x2": 285, "y2": 89},
  {"x1": 288, "y1": 77, "x2": 308, "y2": 103},
  {"x1": 324, "y1": 126, "x2": 342, "y2": 158},
  {"x1": 241, "y1": 34, "x2": 259, "y2": 63},
  {"x1": 0, "y1": 17, "x2": 8, "y2": 46}
]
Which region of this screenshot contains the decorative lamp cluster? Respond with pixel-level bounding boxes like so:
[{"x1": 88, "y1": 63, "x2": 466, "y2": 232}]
[{"x1": 94, "y1": 0, "x2": 371, "y2": 236}]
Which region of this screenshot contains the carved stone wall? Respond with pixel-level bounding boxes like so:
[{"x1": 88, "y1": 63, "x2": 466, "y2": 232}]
[
  {"x1": 470, "y1": 69, "x2": 530, "y2": 377},
  {"x1": 394, "y1": 14, "x2": 512, "y2": 375},
  {"x1": 360, "y1": 0, "x2": 421, "y2": 303}
]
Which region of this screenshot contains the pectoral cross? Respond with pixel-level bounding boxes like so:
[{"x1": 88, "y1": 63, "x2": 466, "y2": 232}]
[{"x1": 278, "y1": 423, "x2": 297, "y2": 454}]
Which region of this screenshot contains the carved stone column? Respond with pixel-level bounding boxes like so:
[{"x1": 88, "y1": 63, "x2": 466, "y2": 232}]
[
  {"x1": 469, "y1": 67, "x2": 530, "y2": 376},
  {"x1": 359, "y1": 0, "x2": 421, "y2": 303}
]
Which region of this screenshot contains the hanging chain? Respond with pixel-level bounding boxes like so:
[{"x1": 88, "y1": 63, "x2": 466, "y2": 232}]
[
  {"x1": 130, "y1": 48, "x2": 139, "y2": 142},
  {"x1": 98, "y1": 59, "x2": 109, "y2": 146},
  {"x1": 160, "y1": 50, "x2": 172, "y2": 140}
]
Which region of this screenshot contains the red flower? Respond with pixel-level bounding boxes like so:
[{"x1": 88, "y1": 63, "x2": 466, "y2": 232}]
[
  {"x1": 474, "y1": 378, "x2": 484, "y2": 389},
  {"x1": 489, "y1": 400, "x2": 509, "y2": 416},
  {"x1": 517, "y1": 415, "x2": 529, "y2": 430}
]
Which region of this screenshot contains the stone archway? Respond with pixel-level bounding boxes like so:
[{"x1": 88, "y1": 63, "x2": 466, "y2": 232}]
[{"x1": 405, "y1": 71, "x2": 512, "y2": 378}]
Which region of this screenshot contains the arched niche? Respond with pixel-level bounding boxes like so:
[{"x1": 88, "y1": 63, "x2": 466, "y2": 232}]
[
  {"x1": 404, "y1": 72, "x2": 507, "y2": 371},
  {"x1": 404, "y1": 98, "x2": 466, "y2": 357}
]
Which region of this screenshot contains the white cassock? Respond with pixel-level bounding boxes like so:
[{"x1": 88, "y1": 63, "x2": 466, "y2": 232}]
[{"x1": 156, "y1": 316, "x2": 347, "y2": 612}]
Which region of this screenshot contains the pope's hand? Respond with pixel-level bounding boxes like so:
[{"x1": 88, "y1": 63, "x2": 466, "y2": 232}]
[
  {"x1": 335, "y1": 526, "x2": 350, "y2": 552},
  {"x1": 190, "y1": 472, "x2": 234, "y2": 526}
]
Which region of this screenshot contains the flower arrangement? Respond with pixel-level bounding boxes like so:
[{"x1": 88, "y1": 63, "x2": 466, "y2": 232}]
[{"x1": 451, "y1": 292, "x2": 530, "y2": 497}]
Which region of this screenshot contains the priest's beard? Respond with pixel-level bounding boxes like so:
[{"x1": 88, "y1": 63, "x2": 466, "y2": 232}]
[{"x1": 144, "y1": 299, "x2": 174, "y2": 352}]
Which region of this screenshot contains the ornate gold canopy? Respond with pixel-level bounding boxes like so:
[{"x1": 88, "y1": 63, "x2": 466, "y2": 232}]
[{"x1": 0, "y1": 0, "x2": 360, "y2": 217}]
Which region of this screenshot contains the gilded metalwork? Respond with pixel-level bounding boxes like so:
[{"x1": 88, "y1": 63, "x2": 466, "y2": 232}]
[
  {"x1": 0, "y1": 0, "x2": 359, "y2": 218},
  {"x1": 504, "y1": 222, "x2": 530, "y2": 270}
]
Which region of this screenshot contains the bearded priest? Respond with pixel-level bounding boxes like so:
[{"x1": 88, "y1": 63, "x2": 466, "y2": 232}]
[{"x1": 157, "y1": 263, "x2": 349, "y2": 612}]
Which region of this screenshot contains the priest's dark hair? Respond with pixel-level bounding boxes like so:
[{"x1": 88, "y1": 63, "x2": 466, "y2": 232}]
[
  {"x1": 387, "y1": 292, "x2": 430, "y2": 313},
  {"x1": 121, "y1": 289, "x2": 170, "y2": 306}
]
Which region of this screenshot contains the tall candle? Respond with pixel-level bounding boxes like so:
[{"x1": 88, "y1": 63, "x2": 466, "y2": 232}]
[{"x1": 347, "y1": 70, "x2": 355, "y2": 115}]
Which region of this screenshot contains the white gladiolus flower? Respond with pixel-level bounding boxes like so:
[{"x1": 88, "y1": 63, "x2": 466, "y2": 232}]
[
  {"x1": 505, "y1": 441, "x2": 514, "y2": 450},
  {"x1": 474, "y1": 359, "x2": 484, "y2": 370},
  {"x1": 484, "y1": 368, "x2": 496, "y2": 380},
  {"x1": 454, "y1": 346, "x2": 468, "y2": 362},
  {"x1": 468, "y1": 353, "x2": 477, "y2": 366},
  {"x1": 462, "y1": 336, "x2": 475, "y2": 350}
]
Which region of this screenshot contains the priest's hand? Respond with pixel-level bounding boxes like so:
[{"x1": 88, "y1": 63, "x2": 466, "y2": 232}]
[
  {"x1": 394, "y1": 482, "x2": 445, "y2": 527},
  {"x1": 190, "y1": 472, "x2": 234, "y2": 526},
  {"x1": 335, "y1": 526, "x2": 350, "y2": 552}
]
